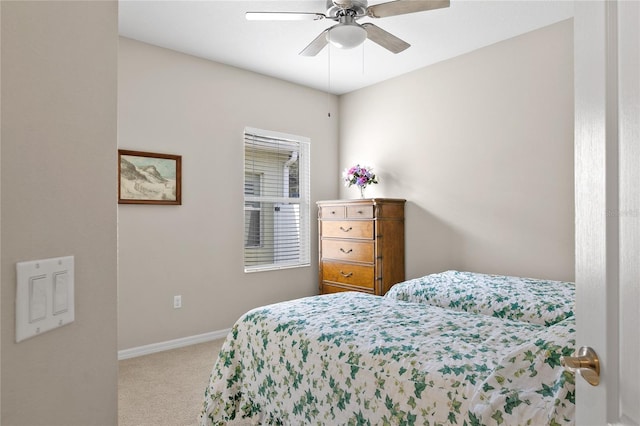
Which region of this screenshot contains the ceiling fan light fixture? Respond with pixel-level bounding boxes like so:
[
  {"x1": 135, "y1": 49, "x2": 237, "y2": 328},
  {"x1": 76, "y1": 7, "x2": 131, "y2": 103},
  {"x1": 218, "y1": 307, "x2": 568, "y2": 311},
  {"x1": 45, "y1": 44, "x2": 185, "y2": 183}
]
[{"x1": 326, "y1": 23, "x2": 367, "y2": 49}]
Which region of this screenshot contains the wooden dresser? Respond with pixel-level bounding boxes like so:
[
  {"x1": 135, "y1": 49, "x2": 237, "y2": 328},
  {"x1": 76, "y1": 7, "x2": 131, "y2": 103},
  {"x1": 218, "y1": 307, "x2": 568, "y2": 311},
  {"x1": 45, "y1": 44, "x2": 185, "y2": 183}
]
[{"x1": 317, "y1": 198, "x2": 405, "y2": 296}]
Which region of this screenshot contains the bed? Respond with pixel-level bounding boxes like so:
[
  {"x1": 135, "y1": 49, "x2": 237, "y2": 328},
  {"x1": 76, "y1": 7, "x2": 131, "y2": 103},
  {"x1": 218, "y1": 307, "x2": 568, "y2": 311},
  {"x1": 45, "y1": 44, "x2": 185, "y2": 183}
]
[
  {"x1": 200, "y1": 272, "x2": 576, "y2": 425},
  {"x1": 385, "y1": 270, "x2": 575, "y2": 326}
]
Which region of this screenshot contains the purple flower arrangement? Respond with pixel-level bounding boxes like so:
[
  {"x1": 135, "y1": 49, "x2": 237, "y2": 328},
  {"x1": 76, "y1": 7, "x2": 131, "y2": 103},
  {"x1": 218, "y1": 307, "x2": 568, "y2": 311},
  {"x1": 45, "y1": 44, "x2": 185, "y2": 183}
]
[{"x1": 343, "y1": 164, "x2": 378, "y2": 197}]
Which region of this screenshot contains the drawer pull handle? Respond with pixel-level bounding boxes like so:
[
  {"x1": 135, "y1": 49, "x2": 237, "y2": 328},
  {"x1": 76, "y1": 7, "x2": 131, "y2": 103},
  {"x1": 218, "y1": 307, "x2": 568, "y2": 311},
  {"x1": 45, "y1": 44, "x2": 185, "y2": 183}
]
[
  {"x1": 339, "y1": 271, "x2": 353, "y2": 278},
  {"x1": 339, "y1": 248, "x2": 353, "y2": 254},
  {"x1": 330, "y1": 210, "x2": 336, "y2": 215},
  {"x1": 339, "y1": 226, "x2": 353, "y2": 232},
  {"x1": 357, "y1": 210, "x2": 363, "y2": 214}
]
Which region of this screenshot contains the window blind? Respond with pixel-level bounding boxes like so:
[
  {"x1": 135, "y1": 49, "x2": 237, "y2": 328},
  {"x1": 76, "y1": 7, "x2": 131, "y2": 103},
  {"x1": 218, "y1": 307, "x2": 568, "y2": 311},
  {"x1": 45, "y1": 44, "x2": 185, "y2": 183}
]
[{"x1": 243, "y1": 127, "x2": 310, "y2": 272}]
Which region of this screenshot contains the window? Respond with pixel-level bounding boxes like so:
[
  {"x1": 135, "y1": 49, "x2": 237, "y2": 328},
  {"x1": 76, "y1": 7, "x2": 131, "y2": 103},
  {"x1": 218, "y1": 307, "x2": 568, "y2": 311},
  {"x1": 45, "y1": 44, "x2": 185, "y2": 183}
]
[
  {"x1": 243, "y1": 127, "x2": 310, "y2": 272},
  {"x1": 244, "y1": 172, "x2": 262, "y2": 248}
]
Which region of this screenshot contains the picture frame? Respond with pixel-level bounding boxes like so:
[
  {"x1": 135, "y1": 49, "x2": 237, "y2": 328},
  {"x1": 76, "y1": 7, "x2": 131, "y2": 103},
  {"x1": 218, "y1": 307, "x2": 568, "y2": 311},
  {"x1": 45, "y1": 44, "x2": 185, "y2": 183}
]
[{"x1": 118, "y1": 150, "x2": 182, "y2": 205}]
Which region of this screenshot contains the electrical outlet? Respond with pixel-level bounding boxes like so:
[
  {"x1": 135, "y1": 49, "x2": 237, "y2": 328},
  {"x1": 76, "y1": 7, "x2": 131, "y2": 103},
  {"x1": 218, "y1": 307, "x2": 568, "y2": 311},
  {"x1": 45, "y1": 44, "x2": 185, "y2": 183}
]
[{"x1": 173, "y1": 295, "x2": 182, "y2": 309}]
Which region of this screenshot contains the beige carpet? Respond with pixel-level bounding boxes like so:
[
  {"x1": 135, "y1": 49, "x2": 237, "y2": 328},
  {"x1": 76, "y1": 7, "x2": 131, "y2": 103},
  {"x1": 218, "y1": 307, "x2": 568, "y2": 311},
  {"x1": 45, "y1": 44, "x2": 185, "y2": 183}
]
[{"x1": 118, "y1": 339, "x2": 224, "y2": 426}]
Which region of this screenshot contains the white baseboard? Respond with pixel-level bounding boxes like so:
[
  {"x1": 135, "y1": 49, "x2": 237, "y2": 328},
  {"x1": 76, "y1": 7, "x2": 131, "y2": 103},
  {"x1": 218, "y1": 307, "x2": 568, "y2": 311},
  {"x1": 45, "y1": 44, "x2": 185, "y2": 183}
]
[{"x1": 118, "y1": 328, "x2": 231, "y2": 360}]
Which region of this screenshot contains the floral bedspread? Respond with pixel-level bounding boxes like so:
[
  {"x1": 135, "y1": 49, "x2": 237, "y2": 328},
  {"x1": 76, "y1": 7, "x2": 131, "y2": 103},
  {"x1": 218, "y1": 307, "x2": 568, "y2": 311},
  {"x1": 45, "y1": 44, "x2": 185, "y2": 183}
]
[
  {"x1": 200, "y1": 292, "x2": 575, "y2": 425},
  {"x1": 385, "y1": 270, "x2": 575, "y2": 326}
]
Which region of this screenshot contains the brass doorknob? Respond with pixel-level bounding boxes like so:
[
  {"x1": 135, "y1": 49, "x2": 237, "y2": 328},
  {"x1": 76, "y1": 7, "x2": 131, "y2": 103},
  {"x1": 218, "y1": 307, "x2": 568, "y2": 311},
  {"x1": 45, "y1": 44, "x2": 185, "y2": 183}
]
[{"x1": 560, "y1": 346, "x2": 600, "y2": 386}]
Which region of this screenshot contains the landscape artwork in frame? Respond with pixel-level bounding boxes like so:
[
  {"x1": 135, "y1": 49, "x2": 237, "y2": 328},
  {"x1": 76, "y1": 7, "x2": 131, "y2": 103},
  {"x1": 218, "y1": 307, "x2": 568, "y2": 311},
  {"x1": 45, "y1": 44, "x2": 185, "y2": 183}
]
[{"x1": 118, "y1": 150, "x2": 182, "y2": 205}]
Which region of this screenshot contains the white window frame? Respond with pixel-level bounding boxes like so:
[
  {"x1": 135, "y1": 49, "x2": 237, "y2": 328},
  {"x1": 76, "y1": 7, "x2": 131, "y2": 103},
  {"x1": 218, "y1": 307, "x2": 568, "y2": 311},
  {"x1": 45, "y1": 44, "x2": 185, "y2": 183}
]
[{"x1": 243, "y1": 127, "x2": 310, "y2": 273}]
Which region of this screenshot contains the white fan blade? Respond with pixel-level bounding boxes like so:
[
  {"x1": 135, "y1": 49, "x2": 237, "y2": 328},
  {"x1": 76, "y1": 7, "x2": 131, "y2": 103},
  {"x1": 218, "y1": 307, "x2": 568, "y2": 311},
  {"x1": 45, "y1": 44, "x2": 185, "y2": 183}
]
[
  {"x1": 362, "y1": 23, "x2": 410, "y2": 53},
  {"x1": 246, "y1": 12, "x2": 326, "y2": 21},
  {"x1": 367, "y1": 0, "x2": 449, "y2": 18},
  {"x1": 299, "y1": 28, "x2": 331, "y2": 56}
]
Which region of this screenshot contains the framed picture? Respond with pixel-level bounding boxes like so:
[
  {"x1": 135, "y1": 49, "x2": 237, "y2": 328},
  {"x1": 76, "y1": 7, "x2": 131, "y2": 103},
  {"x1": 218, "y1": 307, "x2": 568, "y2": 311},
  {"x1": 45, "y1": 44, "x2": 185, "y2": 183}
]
[{"x1": 118, "y1": 150, "x2": 182, "y2": 205}]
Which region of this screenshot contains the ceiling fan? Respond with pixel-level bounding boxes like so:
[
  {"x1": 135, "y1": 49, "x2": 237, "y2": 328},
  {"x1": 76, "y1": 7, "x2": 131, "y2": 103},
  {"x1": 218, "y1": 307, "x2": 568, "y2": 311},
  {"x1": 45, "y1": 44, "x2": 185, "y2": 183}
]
[{"x1": 246, "y1": 0, "x2": 450, "y2": 56}]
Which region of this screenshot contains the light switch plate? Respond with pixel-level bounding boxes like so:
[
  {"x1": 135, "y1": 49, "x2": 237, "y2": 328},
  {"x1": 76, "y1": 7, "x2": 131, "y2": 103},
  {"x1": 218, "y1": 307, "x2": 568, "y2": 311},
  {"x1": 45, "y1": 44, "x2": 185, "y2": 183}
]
[{"x1": 16, "y1": 256, "x2": 75, "y2": 342}]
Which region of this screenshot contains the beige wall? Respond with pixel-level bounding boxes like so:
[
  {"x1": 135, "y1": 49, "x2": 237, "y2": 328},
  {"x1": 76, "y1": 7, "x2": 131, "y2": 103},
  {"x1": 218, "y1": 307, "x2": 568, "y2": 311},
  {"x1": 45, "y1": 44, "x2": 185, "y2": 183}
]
[
  {"x1": 339, "y1": 20, "x2": 574, "y2": 282},
  {"x1": 1, "y1": 1, "x2": 118, "y2": 425},
  {"x1": 118, "y1": 38, "x2": 339, "y2": 350},
  {"x1": 0, "y1": 2, "x2": 3, "y2": 417},
  {"x1": 1, "y1": 2, "x2": 3, "y2": 416}
]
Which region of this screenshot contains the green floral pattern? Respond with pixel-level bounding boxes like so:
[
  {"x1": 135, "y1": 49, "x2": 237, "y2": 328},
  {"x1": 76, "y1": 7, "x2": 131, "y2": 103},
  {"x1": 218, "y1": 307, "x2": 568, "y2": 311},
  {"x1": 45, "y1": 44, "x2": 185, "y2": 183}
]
[
  {"x1": 200, "y1": 292, "x2": 575, "y2": 425},
  {"x1": 385, "y1": 271, "x2": 574, "y2": 326}
]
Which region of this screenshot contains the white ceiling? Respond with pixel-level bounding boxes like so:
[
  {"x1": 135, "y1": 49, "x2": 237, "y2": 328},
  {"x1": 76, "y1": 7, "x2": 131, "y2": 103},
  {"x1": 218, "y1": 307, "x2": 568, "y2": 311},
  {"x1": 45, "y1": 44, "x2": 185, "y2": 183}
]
[{"x1": 118, "y1": 0, "x2": 574, "y2": 95}]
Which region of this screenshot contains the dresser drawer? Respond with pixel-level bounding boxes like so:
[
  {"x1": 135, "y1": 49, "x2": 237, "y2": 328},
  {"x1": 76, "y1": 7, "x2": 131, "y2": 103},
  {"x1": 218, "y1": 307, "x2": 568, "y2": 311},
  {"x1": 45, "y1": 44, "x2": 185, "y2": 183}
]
[
  {"x1": 320, "y1": 206, "x2": 345, "y2": 219},
  {"x1": 321, "y1": 239, "x2": 374, "y2": 263},
  {"x1": 346, "y1": 205, "x2": 374, "y2": 219},
  {"x1": 322, "y1": 261, "x2": 374, "y2": 289},
  {"x1": 321, "y1": 282, "x2": 373, "y2": 295},
  {"x1": 321, "y1": 220, "x2": 374, "y2": 239}
]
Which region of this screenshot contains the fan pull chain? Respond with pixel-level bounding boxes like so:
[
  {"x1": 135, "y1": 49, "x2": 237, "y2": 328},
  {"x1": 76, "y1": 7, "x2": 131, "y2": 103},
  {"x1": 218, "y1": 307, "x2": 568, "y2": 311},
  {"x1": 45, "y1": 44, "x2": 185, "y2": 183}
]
[{"x1": 327, "y1": 41, "x2": 331, "y2": 118}]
